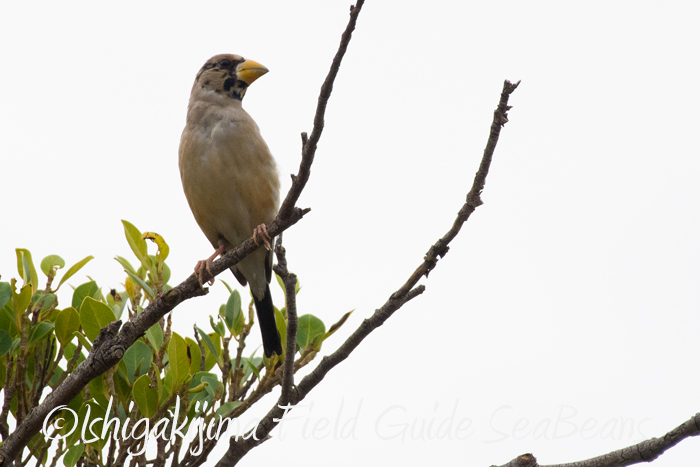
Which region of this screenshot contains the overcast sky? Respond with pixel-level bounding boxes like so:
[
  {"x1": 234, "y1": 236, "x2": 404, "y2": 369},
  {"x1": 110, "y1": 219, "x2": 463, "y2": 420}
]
[{"x1": 1, "y1": 1, "x2": 699, "y2": 465}]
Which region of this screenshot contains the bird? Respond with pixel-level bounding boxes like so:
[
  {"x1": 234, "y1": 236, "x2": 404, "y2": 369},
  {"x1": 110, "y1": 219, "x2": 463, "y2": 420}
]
[{"x1": 179, "y1": 54, "x2": 283, "y2": 358}]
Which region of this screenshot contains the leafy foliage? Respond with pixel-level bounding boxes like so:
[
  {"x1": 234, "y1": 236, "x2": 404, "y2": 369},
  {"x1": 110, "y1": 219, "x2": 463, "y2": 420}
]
[{"x1": 0, "y1": 220, "x2": 350, "y2": 465}]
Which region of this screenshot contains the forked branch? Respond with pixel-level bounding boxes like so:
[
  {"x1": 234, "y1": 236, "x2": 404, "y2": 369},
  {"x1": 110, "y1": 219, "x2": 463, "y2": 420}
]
[{"x1": 215, "y1": 74, "x2": 520, "y2": 467}]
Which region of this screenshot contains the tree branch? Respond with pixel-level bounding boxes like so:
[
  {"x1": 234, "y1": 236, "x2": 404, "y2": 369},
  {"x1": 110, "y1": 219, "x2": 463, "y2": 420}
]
[
  {"x1": 492, "y1": 412, "x2": 700, "y2": 467},
  {"x1": 0, "y1": 0, "x2": 367, "y2": 463},
  {"x1": 276, "y1": 0, "x2": 365, "y2": 222},
  {"x1": 214, "y1": 72, "x2": 519, "y2": 467},
  {"x1": 393, "y1": 79, "x2": 520, "y2": 299},
  {"x1": 0, "y1": 21, "x2": 329, "y2": 467},
  {"x1": 272, "y1": 235, "x2": 298, "y2": 404}
]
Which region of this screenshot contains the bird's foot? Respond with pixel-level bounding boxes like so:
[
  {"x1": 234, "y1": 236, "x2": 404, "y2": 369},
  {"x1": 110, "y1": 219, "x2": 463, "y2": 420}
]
[
  {"x1": 194, "y1": 259, "x2": 215, "y2": 287},
  {"x1": 194, "y1": 242, "x2": 227, "y2": 287},
  {"x1": 253, "y1": 224, "x2": 271, "y2": 250}
]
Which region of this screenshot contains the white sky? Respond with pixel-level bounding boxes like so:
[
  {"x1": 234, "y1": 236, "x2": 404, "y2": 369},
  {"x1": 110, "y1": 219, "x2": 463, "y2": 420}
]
[{"x1": 1, "y1": 1, "x2": 699, "y2": 465}]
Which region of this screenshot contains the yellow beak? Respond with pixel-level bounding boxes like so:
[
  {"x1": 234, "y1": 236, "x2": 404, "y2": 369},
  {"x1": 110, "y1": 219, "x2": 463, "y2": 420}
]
[{"x1": 236, "y1": 60, "x2": 269, "y2": 85}]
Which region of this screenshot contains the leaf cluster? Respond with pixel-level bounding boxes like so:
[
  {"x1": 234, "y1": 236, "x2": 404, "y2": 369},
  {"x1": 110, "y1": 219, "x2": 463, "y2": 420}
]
[{"x1": 0, "y1": 220, "x2": 351, "y2": 466}]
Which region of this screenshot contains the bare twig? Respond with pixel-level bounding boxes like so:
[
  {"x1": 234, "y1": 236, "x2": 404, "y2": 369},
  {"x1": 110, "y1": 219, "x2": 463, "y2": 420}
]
[
  {"x1": 272, "y1": 235, "x2": 299, "y2": 404},
  {"x1": 493, "y1": 412, "x2": 700, "y2": 467},
  {"x1": 276, "y1": 0, "x2": 365, "y2": 223},
  {"x1": 393, "y1": 79, "x2": 520, "y2": 299}
]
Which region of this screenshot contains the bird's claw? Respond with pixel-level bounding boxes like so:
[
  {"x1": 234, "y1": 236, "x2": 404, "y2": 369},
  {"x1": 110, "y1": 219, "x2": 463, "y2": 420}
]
[
  {"x1": 194, "y1": 259, "x2": 215, "y2": 287},
  {"x1": 253, "y1": 224, "x2": 271, "y2": 250},
  {"x1": 195, "y1": 240, "x2": 227, "y2": 287}
]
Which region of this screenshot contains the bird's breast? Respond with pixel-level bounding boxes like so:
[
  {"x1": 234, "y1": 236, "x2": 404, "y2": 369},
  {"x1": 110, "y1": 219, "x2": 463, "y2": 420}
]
[{"x1": 179, "y1": 103, "x2": 280, "y2": 249}]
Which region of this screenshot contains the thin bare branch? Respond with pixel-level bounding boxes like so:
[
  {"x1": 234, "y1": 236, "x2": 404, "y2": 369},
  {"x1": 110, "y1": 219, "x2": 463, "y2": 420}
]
[
  {"x1": 276, "y1": 0, "x2": 365, "y2": 221},
  {"x1": 393, "y1": 79, "x2": 520, "y2": 300},
  {"x1": 493, "y1": 412, "x2": 700, "y2": 467},
  {"x1": 272, "y1": 235, "x2": 298, "y2": 404}
]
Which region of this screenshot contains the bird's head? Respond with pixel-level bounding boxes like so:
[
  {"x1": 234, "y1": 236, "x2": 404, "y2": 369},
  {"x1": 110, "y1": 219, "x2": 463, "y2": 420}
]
[{"x1": 194, "y1": 54, "x2": 269, "y2": 101}]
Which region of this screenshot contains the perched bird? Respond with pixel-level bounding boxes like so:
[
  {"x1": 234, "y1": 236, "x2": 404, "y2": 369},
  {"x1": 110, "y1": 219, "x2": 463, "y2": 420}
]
[{"x1": 179, "y1": 54, "x2": 283, "y2": 357}]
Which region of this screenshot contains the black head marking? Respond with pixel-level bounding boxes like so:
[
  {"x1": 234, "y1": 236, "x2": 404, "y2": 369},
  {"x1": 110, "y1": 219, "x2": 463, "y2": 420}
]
[
  {"x1": 223, "y1": 78, "x2": 236, "y2": 92},
  {"x1": 193, "y1": 54, "x2": 251, "y2": 100}
]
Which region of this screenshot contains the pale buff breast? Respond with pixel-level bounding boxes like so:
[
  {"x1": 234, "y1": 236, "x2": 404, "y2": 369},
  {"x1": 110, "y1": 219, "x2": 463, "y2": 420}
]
[{"x1": 179, "y1": 97, "x2": 280, "y2": 252}]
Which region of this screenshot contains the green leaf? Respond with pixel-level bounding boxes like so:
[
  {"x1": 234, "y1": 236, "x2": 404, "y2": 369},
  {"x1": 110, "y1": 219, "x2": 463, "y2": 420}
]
[
  {"x1": 121, "y1": 220, "x2": 152, "y2": 273},
  {"x1": 203, "y1": 332, "x2": 221, "y2": 372},
  {"x1": 16, "y1": 249, "x2": 38, "y2": 294},
  {"x1": 145, "y1": 323, "x2": 164, "y2": 352},
  {"x1": 0, "y1": 330, "x2": 12, "y2": 357},
  {"x1": 63, "y1": 443, "x2": 85, "y2": 467},
  {"x1": 79, "y1": 297, "x2": 117, "y2": 342},
  {"x1": 72, "y1": 403, "x2": 107, "y2": 449},
  {"x1": 0, "y1": 306, "x2": 18, "y2": 337},
  {"x1": 216, "y1": 401, "x2": 242, "y2": 418},
  {"x1": 0, "y1": 282, "x2": 12, "y2": 311},
  {"x1": 122, "y1": 340, "x2": 152, "y2": 384},
  {"x1": 223, "y1": 290, "x2": 240, "y2": 329},
  {"x1": 72, "y1": 281, "x2": 99, "y2": 311},
  {"x1": 151, "y1": 362, "x2": 163, "y2": 401},
  {"x1": 35, "y1": 292, "x2": 56, "y2": 313},
  {"x1": 89, "y1": 376, "x2": 109, "y2": 407},
  {"x1": 124, "y1": 269, "x2": 155, "y2": 301},
  {"x1": 210, "y1": 315, "x2": 225, "y2": 337},
  {"x1": 222, "y1": 290, "x2": 243, "y2": 335},
  {"x1": 10, "y1": 337, "x2": 20, "y2": 356},
  {"x1": 275, "y1": 273, "x2": 285, "y2": 295},
  {"x1": 195, "y1": 326, "x2": 223, "y2": 369},
  {"x1": 56, "y1": 256, "x2": 94, "y2": 291},
  {"x1": 187, "y1": 371, "x2": 220, "y2": 413},
  {"x1": 113, "y1": 370, "x2": 132, "y2": 405},
  {"x1": 245, "y1": 358, "x2": 261, "y2": 381},
  {"x1": 162, "y1": 370, "x2": 174, "y2": 402},
  {"x1": 12, "y1": 284, "x2": 32, "y2": 315},
  {"x1": 133, "y1": 374, "x2": 159, "y2": 418},
  {"x1": 113, "y1": 256, "x2": 137, "y2": 275},
  {"x1": 160, "y1": 261, "x2": 171, "y2": 285},
  {"x1": 275, "y1": 272, "x2": 301, "y2": 300},
  {"x1": 275, "y1": 307, "x2": 287, "y2": 355},
  {"x1": 167, "y1": 332, "x2": 190, "y2": 386},
  {"x1": 186, "y1": 337, "x2": 202, "y2": 375},
  {"x1": 57, "y1": 394, "x2": 83, "y2": 443},
  {"x1": 296, "y1": 314, "x2": 326, "y2": 349},
  {"x1": 63, "y1": 342, "x2": 80, "y2": 363},
  {"x1": 220, "y1": 280, "x2": 233, "y2": 294},
  {"x1": 73, "y1": 331, "x2": 92, "y2": 351},
  {"x1": 27, "y1": 322, "x2": 54, "y2": 348},
  {"x1": 40, "y1": 255, "x2": 65, "y2": 277}
]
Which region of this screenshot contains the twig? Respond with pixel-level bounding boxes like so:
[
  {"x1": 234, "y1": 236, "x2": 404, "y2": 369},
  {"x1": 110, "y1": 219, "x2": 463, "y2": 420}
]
[
  {"x1": 230, "y1": 306, "x2": 251, "y2": 402},
  {"x1": 0, "y1": 356, "x2": 15, "y2": 440},
  {"x1": 272, "y1": 236, "x2": 298, "y2": 404},
  {"x1": 393, "y1": 79, "x2": 520, "y2": 299},
  {"x1": 275, "y1": 0, "x2": 364, "y2": 222},
  {"x1": 492, "y1": 412, "x2": 700, "y2": 467}
]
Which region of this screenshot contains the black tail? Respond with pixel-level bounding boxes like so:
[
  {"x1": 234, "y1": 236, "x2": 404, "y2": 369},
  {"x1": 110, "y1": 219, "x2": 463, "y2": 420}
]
[{"x1": 254, "y1": 284, "x2": 283, "y2": 357}]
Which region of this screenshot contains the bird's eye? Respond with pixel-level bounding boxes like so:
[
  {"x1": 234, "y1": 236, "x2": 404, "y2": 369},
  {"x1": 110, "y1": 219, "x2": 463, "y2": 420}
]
[{"x1": 218, "y1": 59, "x2": 231, "y2": 68}]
